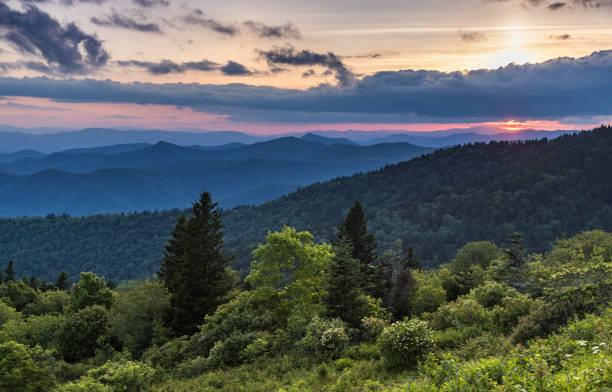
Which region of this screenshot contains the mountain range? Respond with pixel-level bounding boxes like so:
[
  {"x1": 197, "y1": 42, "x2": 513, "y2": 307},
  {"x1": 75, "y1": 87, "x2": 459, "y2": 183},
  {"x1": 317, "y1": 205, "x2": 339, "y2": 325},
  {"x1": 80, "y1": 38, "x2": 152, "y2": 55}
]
[
  {"x1": 0, "y1": 127, "x2": 577, "y2": 154},
  {"x1": 0, "y1": 135, "x2": 432, "y2": 216},
  {"x1": 0, "y1": 126, "x2": 609, "y2": 281}
]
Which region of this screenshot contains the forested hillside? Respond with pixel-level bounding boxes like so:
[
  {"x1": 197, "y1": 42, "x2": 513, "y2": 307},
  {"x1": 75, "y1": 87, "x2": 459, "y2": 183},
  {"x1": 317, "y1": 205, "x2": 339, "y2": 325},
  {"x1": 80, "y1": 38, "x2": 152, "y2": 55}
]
[
  {"x1": 224, "y1": 126, "x2": 612, "y2": 271},
  {"x1": 1, "y1": 127, "x2": 610, "y2": 281}
]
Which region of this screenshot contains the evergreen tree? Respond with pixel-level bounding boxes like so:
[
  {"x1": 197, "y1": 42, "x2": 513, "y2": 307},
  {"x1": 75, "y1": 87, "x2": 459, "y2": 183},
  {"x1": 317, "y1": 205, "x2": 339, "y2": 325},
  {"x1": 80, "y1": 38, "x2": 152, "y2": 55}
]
[
  {"x1": 502, "y1": 233, "x2": 528, "y2": 291},
  {"x1": 337, "y1": 201, "x2": 377, "y2": 292},
  {"x1": 402, "y1": 246, "x2": 422, "y2": 270},
  {"x1": 28, "y1": 276, "x2": 38, "y2": 290},
  {"x1": 158, "y1": 191, "x2": 236, "y2": 336},
  {"x1": 324, "y1": 236, "x2": 364, "y2": 327},
  {"x1": 56, "y1": 271, "x2": 70, "y2": 292},
  {"x1": 4, "y1": 260, "x2": 15, "y2": 282}
]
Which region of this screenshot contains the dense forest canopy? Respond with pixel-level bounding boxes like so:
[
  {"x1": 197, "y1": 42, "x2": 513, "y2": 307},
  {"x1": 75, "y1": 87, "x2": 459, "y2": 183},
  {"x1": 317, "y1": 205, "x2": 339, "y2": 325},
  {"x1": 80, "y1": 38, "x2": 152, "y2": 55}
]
[
  {"x1": 1, "y1": 126, "x2": 611, "y2": 281},
  {"x1": 0, "y1": 222, "x2": 610, "y2": 391}
]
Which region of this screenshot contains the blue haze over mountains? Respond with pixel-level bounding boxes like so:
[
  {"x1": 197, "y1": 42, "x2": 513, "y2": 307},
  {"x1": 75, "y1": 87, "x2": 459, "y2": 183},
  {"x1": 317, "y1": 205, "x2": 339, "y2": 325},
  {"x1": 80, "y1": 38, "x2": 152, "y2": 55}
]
[{"x1": 0, "y1": 127, "x2": 576, "y2": 217}]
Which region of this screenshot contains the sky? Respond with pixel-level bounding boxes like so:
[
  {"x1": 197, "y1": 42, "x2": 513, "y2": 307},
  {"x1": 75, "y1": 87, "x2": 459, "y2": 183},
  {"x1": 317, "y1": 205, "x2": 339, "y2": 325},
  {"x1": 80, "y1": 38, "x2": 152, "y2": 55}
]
[{"x1": 0, "y1": 0, "x2": 611, "y2": 134}]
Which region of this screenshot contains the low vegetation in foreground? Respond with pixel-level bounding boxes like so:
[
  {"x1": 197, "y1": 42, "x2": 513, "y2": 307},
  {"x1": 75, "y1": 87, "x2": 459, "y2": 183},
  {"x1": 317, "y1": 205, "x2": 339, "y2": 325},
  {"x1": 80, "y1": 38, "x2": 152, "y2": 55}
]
[{"x1": 0, "y1": 193, "x2": 610, "y2": 391}]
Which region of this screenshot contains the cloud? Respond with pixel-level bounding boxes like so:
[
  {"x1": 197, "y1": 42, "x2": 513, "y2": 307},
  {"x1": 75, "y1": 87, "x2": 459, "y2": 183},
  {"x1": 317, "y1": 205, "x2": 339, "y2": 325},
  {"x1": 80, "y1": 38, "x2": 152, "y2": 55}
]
[
  {"x1": 20, "y1": 0, "x2": 169, "y2": 6},
  {"x1": 548, "y1": 2, "x2": 567, "y2": 9},
  {"x1": 483, "y1": 0, "x2": 612, "y2": 9},
  {"x1": 257, "y1": 45, "x2": 355, "y2": 87},
  {"x1": 91, "y1": 13, "x2": 162, "y2": 33},
  {"x1": 219, "y1": 61, "x2": 253, "y2": 76},
  {"x1": 0, "y1": 51, "x2": 611, "y2": 123},
  {"x1": 178, "y1": 9, "x2": 301, "y2": 40},
  {"x1": 302, "y1": 69, "x2": 315, "y2": 78},
  {"x1": 243, "y1": 21, "x2": 301, "y2": 39},
  {"x1": 0, "y1": 101, "x2": 68, "y2": 110},
  {"x1": 180, "y1": 9, "x2": 238, "y2": 36},
  {"x1": 0, "y1": 2, "x2": 109, "y2": 74},
  {"x1": 106, "y1": 114, "x2": 143, "y2": 119},
  {"x1": 458, "y1": 30, "x2": 487, "y2": 42},
  {"x1": 550, "y1": 34, "x2": 571, "y2": 40},
  {"x1": 117, "y1": 59, "x2": 219, "y2": 74},
  {"x1": 132, "y1": 0, "x2": 169, "y2": 7}
]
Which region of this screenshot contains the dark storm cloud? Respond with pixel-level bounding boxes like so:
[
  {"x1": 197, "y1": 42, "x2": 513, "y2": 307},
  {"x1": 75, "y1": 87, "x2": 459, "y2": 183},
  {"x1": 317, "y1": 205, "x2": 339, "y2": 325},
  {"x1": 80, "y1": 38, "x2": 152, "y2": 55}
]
[
  {"x1": 91, "y1": 13, "x2": 162, "y2": 33},
  {"x1": 243, "y1": 21, "x2": 301, "y2": 39},
  {"x1": 257, "y1": 46, "x2": 355, "y2": 87},
  {"x1": 117, "y1": 59, "x2": 219, "y2": 74},
  {"x1": 548, "y1": 2, "x2": 567, "y2": 9},
  {"x1": 1, "y1": 51, "x2": 611, "y2": 123},
  {"x1": 0, "y1": 2, "x2": 109, "y2": 74},
  {"x1": 458, "y1": 30, "x2": 487, "y2": 42},
  {"x1": 219, "y1": 61, "x2": 253, "y2": 75}
]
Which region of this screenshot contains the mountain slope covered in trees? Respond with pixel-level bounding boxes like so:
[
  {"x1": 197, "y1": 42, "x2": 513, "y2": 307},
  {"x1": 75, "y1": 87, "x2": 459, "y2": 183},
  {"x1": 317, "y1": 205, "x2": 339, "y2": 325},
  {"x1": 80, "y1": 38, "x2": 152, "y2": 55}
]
[
  {"x1": 0, "y1": 127, "x2": 610, "y2": 281},
  {"x1": 224, "y1": 126, "x2": 612, "y2": 270}
]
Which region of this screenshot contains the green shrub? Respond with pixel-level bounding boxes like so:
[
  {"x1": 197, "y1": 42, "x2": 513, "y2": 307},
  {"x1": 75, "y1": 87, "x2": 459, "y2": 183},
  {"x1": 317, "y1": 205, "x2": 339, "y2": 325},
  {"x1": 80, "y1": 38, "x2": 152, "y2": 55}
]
[
  {"x1": 334, "y1": 357, "x2": 354, "y2": 371},
  {"x1": 24, "y1": 290, "x2": 69, "y2": 316},
  {"x1": 432, "y1": 327, "x2": 464, "y2": 349},
  {"x1": 430, "y1": 298, "x2": 491, "y2": 331},
  {"x1": 0, "y1": 341, "x2": 55, "y2": 392},
  {"x1": 356, "y1": 342, "x2": 381, "y2": 360},
  {"x1": 68, "y1": 273, "x2": 113, "y2": 313},
  {"x1": 56, "y1": 305, "x2": 110, "y2": 362},
  {"x1": 88, "y1": 361, "x2": 154, "y2": 392},
  {"x1": 413, "y1": 283, "x2": 447, "y2": 315},
  {"x1": 469, "y1": 281, "x2": 518, "y2": 308},
  {"x1": 174, "y1": 356, "x2": 208, "y2": 379},
  {"x1": 141, "y1": 336, "x2": 190, "y2": 370},
  {"x1": 359, "y1": 295, "x2": 391, "y2": 321},
  {"x1": 206, "y1": 332, "x2": 258, "y2": 368},
  {"x1": 320, "y1": 327, "x2": 350, "y2": 358},
  {"x1": 0, "y1": 299, "x2": 22, "y2": 325},
  {"x1": 54, "y1": 378, "x2": 112, "y2": 392},
  {"x1": 378, "y1": 319, "x2": 433, "y2": 369},
  {"x1": 361, "y1": 317, "x2": 389, "y2": 341},
  {"x1": 492, "y1": 294, "x2": 534, "y2": 333},
  {"x1": 240, "y1": 332, "x2": 271, "y2": 362},
  {"x1": 298, "y1": 317, "x2": 348, "y2": 358}
]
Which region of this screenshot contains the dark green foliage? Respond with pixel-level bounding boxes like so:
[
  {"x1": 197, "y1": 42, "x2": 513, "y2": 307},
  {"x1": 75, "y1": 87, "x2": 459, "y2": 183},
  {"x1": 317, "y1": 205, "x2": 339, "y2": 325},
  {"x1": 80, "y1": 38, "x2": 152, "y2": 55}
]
[
  {"x1": 337, "y1": 201, "x2": 377, "y2": 289},
  {"x1": 57, "y1": 305, "x2": 111, "y2": 362},
  {"x1": 4, "y1": 260, "x2": 15, "y2": 282},
  {"x1": 56, "y1": 271, "x2": 70, "y2": 292},
  {"x1": 500, "y1": 233, "x2": 528, "y2": 291},
  {"x1": 0, "y1": 341, "x2": 55, "y2": 392},
  {"x1": 1, "y1": 128, "x2": 611, "y2": 283},
  {"x1": 68, "y1": 272, "x2": 113, "y2": 313},
  {"x1": 402, "y1": 246, "x2": 422, "y2": 270},
  {"x1": 109, "y1": 281, "x2": 170, "y2": 359},
  {"x1": 0, "y1": 210, "x2": 182, "y2": 282},
  {"x1": 0, "y1": 280, "x2": 37, "y2": 311},
  {"x1": 158, "y1": 191, "x2": 235, "y2": 337},
  {"x1": 511, "y1": 281, "x2": 611, "y2": 343},
  {"x1": 223, "y1": 127, "x2": 612, "y2": 271},
  {"x1": 324, "y1": 237, "x2": 364, "y2": 327}
]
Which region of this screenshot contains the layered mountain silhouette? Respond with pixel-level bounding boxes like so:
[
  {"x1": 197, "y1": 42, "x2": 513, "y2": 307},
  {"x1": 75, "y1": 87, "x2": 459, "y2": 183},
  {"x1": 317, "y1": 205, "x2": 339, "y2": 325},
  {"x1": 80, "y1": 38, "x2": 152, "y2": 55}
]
[
  {"x1": 1, "y1": 127, "x2": 608, "y2": 281},
  {"x1": 0, "y1": 137, "x2": 432, "y2": 216}
]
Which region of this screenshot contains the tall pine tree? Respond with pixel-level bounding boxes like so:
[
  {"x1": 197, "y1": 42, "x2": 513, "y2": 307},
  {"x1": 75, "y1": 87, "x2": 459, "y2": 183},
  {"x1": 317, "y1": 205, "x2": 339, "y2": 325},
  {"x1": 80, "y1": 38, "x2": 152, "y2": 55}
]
[
  {"x1": 56, "y1": 271, "x2": 70, "y2": 292},
  {"x1": 337, "y1": 201, "x2": 377, "y2": 293},
  {"x1": 158, "y1": 191, "x2": 235, "y2": 336},
  {"x1": 324, "y1": 236, "x2": 364, "y2": 327},
  {"x1": 4, "y1": 260, "x2": 15, "y2": 282}
]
